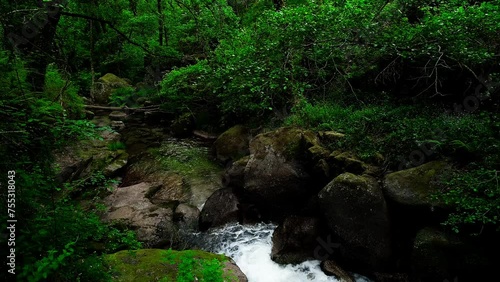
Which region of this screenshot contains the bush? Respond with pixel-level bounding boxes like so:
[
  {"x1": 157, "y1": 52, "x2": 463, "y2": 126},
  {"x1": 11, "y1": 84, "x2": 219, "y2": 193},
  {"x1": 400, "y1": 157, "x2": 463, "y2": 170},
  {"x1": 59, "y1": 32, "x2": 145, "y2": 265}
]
[
  {"x1": 435, "y1": 167, "x2": 500, "y2": 234},
  {"x1": 159, "y1": 60, "x2": 217, "y2": 113},
  {"x1": 285, "y1": 100, "x2": 500, "y2": 166},
  {"x1": 44, "y1": 64, "x2": 84, "y2": 119}
]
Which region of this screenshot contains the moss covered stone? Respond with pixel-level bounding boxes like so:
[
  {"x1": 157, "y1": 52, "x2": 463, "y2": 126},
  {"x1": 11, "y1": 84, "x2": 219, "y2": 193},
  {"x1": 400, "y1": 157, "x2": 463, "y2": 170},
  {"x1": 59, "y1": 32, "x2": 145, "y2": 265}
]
[
  {"x1": 104, "y1": 249, "x2": 245, "y2": 282},
  {"x1": 213, "y1": 125, "x2": 251, "y2": 164},
  {"x1": 249, "y1": 127, "x2": 319, "y2": 161},
  {"x1": 318, "y1": 173, "x2": 392, "y2": 270},
  {"x1": 94, "y1": 73, "x2": 130, "y2": 105},
  {"x1": 383, "y1": 161, "x2": 450, "y2": 208}
]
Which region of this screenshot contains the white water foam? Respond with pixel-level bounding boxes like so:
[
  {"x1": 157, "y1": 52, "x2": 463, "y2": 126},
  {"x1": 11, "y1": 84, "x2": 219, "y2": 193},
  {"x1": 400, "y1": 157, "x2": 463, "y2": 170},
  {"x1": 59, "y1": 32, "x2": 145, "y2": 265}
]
[{"x1": 190, "y1": 223, "x2": 371, "y2": 282}]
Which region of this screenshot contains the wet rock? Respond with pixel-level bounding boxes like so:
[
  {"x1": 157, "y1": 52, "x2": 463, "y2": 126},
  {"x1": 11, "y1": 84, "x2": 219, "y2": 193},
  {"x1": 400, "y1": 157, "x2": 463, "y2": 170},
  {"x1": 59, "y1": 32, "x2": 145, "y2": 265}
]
[
  {"x1": 223, "y1": 259, "x2": 248, "y2": 282},
  {"x1": 321, "y1": 260, "x2": 354, "y2": 282},
  {"x1": 174, "y1": 203, "x2": 200, "y2": 231},
  {"x1": 242, "y1": 127, "x2": 320, "y2": 217},
  {"x1": 318, "y1": 173, "x2": 392, "y2": 270},
  {"x1": 199, "y1": 188, "x2": 239, "y2": 231},
  {"x1": 271, "y1": 216, "x2": 326, "y2": 264}
]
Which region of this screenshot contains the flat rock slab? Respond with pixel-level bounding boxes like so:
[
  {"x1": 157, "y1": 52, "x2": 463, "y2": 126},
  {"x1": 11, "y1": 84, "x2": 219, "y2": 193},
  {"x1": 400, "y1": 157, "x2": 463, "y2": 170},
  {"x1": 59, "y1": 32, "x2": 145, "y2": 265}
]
[{"x1": 103, "y1": 182, "x2": 174, "y2": 247}]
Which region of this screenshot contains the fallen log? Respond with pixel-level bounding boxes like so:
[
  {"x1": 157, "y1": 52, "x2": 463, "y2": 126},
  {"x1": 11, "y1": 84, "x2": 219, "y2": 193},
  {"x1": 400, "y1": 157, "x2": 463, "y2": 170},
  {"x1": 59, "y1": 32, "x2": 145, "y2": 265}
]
[
  {"x1": 193, "y1": 130, "x2": 218, "y2": 141},
  {"x1": 84, "y1": 105, "x2": 161, "y2": 113}
]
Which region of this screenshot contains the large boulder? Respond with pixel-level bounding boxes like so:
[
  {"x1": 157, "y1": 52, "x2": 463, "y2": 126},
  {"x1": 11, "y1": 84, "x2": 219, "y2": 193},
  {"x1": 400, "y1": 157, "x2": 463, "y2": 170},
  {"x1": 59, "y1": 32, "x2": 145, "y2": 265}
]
[
  {"x1": 93, "y1": 73, "x2": 130, "y2": 105},
  {"x1": 213, "y1": 125, "x2": 251, "y2": 164},
  {"x1": 383, "y1": 161, "x2": 451, "y2": 209},
  {"x1": 102, "y1": 182, "x2": 175, "y2": 248},
  {"x1": 173, "y1": 203, "x2": 200, "y2": 231},
  {"x1": 222, "y1": 156, "x2": 250, "y2": 191},
  {"x1": 105, "y1": 249, "x2": 248, "y2": 282},
  {"x1": 242, "y1": 127, "x2": 320, "y2": 217},
  {"x1": 318, "y1": 173, "x2": 392, "y2": 271},
  {"x1": 199, "y1": 188, "x2": 240, "y2": 231},
  {"x1": 271, "y1": 216, "x2": 326, "y2": 264}
]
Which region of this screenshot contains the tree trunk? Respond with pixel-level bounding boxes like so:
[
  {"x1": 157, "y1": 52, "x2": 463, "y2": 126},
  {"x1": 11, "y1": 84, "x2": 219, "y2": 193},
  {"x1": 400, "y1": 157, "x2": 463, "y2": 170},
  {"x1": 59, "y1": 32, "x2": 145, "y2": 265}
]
[{"x1": 7, "y1": 2, "x2": 63, "y2": 92}]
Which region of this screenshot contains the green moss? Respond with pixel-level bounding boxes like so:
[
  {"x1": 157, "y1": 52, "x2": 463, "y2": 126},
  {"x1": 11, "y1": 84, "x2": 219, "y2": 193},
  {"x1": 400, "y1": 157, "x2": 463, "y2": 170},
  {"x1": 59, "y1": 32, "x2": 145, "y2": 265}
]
[
  {"x1": 150, "y1": 142, "x2": 222, "y2": 177},
  {"x1": 383, "y1": 161, "x2": 450, "y2": 207},
  {"x1": 99, "y1": 73, "x2": 129, "y2": 86},
  {"x1": 104, "y1": 249, "x2": 232, "y2": 282},
  {"x1": 214, "y1": 125, "x2": 250, "y2": 162},
  {"x1": 252, "y1": 127, "x2": 319, "y2": 160}
]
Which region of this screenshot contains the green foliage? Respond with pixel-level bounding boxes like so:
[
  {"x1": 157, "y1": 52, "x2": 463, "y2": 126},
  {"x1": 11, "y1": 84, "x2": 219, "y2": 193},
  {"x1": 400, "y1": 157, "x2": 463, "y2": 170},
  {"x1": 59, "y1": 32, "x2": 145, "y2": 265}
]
[
  {"x1": 24, "y1": 241, "x2": 76, "y2": 282},
  {"x1": 159, "y1": 60, "x2": 216, "y2": 113},
  {"x1": 436, "y1": 168, "x2": 500, "y2": 234},
  {"x1": 44, "y1": 64, "x2": 84, "y2": 119},
  {"x1": 17, "y1": 167, "x2": 141, "y2": 282},
  {"x1": 52, "y1": 119, "x2": 106, "y2": 146},
  {"x1": 285, "y1": 101, "x2": 500, "y2": 165},
  {"x1": 108, "y1": 141, "x2": 126, "y2": 151},
  {"x1": 109, "y1": 86, "x2": 136, "y2": 107}
]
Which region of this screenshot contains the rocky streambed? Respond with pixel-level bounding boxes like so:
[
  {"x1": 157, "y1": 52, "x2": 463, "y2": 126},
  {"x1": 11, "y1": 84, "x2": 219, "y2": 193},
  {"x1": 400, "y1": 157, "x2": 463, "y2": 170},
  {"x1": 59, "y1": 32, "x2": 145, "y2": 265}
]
[{"x1": 54, "y1": 108, "x2": 497, "y2": 282}]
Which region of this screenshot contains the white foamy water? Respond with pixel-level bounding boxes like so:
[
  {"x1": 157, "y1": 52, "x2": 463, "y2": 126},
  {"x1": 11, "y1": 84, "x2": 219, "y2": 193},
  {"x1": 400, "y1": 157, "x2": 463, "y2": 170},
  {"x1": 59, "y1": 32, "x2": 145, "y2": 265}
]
[{"x1": 189, "y1": 223, "x2": 370, "y2": 282}]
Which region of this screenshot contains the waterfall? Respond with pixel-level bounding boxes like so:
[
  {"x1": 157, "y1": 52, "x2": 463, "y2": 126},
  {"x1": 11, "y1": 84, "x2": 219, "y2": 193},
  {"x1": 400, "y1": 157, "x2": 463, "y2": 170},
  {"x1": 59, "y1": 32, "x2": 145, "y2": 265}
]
[{"x1": 187, "y1": 222, "x2": 371, "y2": 282}]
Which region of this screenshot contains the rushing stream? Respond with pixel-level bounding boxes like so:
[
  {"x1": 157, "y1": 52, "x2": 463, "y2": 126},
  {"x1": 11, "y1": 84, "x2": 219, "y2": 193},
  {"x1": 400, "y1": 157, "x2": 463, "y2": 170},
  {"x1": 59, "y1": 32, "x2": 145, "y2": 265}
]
[{"x1": 188, "y1": 223, "x2": 371, "y2": 282}]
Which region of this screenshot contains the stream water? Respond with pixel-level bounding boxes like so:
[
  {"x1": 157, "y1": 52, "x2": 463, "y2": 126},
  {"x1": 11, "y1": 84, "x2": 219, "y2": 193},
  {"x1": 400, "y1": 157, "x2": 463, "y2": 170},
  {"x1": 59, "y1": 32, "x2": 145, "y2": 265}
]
[{"x1": 188, "y1": 223, "x2": 371, "y2": 282}]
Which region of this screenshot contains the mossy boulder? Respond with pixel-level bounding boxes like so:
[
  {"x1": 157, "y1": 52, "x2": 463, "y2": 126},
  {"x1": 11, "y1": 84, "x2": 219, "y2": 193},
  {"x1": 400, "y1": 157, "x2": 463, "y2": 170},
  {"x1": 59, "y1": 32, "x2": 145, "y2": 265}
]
[
  {"x1": 318, "y1": 173, "x2": 392, "y2": 271},
  {"x1": 242, "y1": 127, "x2": 321, "y2": 218},
  {"x1": 213, "y1": 125, "x2": 251, "y2": 164},
  {"x1": 248, "y1": 127, "x2": 319, "y2": 161},
  {"x1": 105, "y1": 249, "x2": 247, "y2": 282},
  {"x1": 93, "y1": 73, "x2": 130, "y2": 105},
  {"x1": 328, "y1": 151, "x2": 367, "y2": 176},
  {"x1": 383, "y1": 161, "x2": 451, "y2": 209}
]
